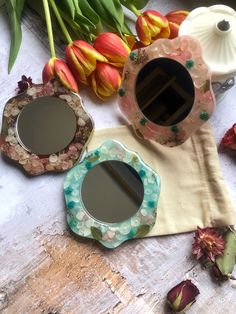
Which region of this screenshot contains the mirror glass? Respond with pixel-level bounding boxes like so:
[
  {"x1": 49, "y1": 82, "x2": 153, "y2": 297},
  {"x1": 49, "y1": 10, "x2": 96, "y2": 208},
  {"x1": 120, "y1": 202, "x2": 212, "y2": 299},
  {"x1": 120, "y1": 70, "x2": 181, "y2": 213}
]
[
  {"x1": 16, "y1": 96, "x2": 77, "y2": 155},
  {"x1": 81, "y1": 160, "x2": 144, "y2": 223},
  {"x1": 135, "y1": 57, "x2": 195, "y2": 126}
]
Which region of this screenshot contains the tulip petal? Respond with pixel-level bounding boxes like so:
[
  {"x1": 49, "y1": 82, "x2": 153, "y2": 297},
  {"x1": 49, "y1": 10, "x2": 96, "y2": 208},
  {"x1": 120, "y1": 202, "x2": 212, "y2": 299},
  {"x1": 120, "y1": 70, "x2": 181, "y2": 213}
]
[
  {"x1": 42, "y1": 58, "x2": 55, "y2": 83},
  {"x1": 66, "y1": 46, "x2": 88, "y2": 85},
  {"x1": 54, "y1": 59, "x2": 78, "y2": 93},
  {"x1": 73, "y1": 40, "x2": 107, "y2": 63},
  {"x1": 89, "y1": 62, "x2": 121, "y2": 99},
  {"x1": 94, "y1": 32, "x2": 130, "y2": 67},
  {"x1": 136, "y1": 15, "x2": 152, "y2": 46}
]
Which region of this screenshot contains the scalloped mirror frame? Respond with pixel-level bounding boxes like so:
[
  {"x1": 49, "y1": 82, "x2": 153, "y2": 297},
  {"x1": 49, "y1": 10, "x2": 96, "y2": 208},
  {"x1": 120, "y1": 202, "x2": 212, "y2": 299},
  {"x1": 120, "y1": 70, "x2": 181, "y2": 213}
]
[
  {"x1": 118, "y1": 36, "x2": 216, "y2": 147},
  {"x1": 64, "y1": 140, "x2": 161, "y2": 249},
  {"x1": 0, "y1": 80, "x2": 94, "y2": 175}
]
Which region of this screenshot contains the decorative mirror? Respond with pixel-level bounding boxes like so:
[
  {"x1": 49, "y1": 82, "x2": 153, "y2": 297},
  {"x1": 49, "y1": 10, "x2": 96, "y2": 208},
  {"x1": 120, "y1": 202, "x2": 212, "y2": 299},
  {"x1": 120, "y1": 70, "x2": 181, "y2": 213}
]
[
  {"x1": 118, "y1": 36, "x2": 216, "y2": 147},
  {"x1": 0, "y1": 80, "x2": 94, "y2": 175},
  {"x1": 64, "y1": 140, "x2": 161, "y2": 248}
]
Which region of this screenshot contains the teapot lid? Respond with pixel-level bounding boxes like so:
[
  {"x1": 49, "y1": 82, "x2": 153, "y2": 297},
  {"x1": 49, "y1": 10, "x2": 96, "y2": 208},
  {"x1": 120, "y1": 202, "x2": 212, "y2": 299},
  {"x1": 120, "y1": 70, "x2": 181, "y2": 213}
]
[{"x1": 179, "y1": 5, "x2": 236, "y2": 79}]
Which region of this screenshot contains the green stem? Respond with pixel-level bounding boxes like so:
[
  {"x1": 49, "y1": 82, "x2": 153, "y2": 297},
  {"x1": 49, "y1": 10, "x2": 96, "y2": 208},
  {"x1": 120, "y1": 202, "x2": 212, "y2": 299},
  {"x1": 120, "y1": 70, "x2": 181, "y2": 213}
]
[
  {"x1": 42, "y1": 0, "x2": 56, "y2": 58},
  {"x1": 49, "y1": 0, "x2": 73, "y2": 44},
  {"x1": 126, "y1": 3, "x2": 141, "y2": 17}
]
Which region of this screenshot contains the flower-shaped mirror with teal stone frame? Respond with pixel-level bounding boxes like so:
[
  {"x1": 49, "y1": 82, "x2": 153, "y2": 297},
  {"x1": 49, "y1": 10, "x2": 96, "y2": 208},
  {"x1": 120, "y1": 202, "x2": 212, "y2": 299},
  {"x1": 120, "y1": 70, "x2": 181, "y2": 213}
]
[{"x1": 64, "y1": 140, "x2": 161, "y2": 248}]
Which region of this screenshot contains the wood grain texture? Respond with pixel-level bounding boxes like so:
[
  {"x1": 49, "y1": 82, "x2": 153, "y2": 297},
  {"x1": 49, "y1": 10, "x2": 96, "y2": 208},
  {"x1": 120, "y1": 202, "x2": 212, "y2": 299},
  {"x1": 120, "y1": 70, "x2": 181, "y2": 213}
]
[{"x1": 0, "y1": 0, "x2": 236, "y2": 313}]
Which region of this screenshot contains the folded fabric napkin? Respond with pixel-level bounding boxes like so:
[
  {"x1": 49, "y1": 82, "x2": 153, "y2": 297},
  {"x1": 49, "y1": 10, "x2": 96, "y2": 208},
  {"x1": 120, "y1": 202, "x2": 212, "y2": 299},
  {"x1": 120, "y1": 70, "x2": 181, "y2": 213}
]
[{"x1": 87, "y1": 123, "x2": 236, "y2": 236}]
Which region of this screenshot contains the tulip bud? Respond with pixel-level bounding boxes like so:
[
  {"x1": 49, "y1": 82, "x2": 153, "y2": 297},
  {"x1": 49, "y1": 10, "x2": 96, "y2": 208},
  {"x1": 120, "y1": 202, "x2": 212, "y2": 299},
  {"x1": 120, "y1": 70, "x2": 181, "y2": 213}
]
[
  {"x1": 166, "y1": 10, "x2": 189, "y2": 39},
  {"x1": 66, "y1": 40, "x2": 107, "y2": 85},
  {"x1": 42, "y1": 58, "x2": 78, "y2": 93},
  {"x1": 167, "y1": 280, "x2": 200, "y2": 313},
  {"x1": 89, "y1": 61, "x2": 121, "y2": 99},
  {"x1": 221, "y1": 123, "x2": 236, "y2": 150},
  {"x1": 136, "y1": 10, "x2": 170, "y2": 46},
  {"x1": 94, "y1": 32, "x2": 131, "y2": 67}
]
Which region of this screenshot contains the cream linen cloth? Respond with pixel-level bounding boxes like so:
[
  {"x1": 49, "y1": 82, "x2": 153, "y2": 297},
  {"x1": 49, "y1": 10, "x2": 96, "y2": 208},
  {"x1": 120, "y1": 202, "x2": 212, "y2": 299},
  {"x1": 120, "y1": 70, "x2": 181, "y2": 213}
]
[{"x1": 87, "y1": 123, "x2": 236, "y2": 236}]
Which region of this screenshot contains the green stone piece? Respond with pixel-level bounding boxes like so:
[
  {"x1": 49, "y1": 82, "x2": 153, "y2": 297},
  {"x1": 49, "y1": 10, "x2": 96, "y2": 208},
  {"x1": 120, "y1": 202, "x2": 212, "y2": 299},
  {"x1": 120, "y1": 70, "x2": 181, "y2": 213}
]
[
  {"x1": 200, "y1": 111, "x2": 209, "y2": 121},
  {"x1": 139, "y1": 170, "x2": 146, "y2": 178},
  {"x1": 129, "y1": 51, "x2": 136, "y2": 60},
  {"x1": 186, "y1": 59, "x2": 194, "y2": 69},
  {"x1": 140, "y1": 118, "x2": 147, "y2": 126},
  {"x1": 171, "y1": 125, "x2": 179, "y2": 133},
  {"x1": 118, "y1": 88, "x2": 125, "y2": 97}
]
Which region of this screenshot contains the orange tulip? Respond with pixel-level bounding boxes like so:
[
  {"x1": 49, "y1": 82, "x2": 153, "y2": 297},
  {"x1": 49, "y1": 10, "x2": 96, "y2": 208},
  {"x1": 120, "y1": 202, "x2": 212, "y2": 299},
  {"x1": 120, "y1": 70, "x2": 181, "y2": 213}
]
[
  {"x1": 166, "y1": 10, "x2": 189, "y2": 39},
  {"x1": 42, "y1": 57, "x2": 78, "y2": 93},
  {"x1": 89, "y1": 62, "x2": 121, "y2": 99},
  {"x1": 136, "y1": 10, "x2": 170, "y2": 46},
  {"x1": 66, "y1": 40, "x2": 107, "y2": 85},
  {"x1": 93, "y1": 32, "x2": 130, "y2": 67}
]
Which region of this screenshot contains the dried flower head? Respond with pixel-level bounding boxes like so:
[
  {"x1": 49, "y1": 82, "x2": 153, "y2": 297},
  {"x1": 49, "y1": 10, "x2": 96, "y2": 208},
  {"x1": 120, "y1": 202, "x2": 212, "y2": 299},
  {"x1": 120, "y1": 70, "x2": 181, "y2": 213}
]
[
  {"x1": 17, "y1": 75, "x2": 33, "y2": 94},
  {"x1": 192, "y1": 227, "x2": 225, "y2": 262}
]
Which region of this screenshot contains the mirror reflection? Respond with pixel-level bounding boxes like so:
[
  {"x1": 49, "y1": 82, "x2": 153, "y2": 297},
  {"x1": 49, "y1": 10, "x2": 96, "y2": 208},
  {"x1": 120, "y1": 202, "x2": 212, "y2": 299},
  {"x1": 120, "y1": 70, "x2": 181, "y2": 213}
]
[
  {"x1": 16, "y1": 96, "x2": 77, "y2": 155},
  {"x1": 81, "y1": 160, "x2": 144, "y2": 223},
  {"x1": 136, "y1": 57, "x2": 195, "y2": 126}
]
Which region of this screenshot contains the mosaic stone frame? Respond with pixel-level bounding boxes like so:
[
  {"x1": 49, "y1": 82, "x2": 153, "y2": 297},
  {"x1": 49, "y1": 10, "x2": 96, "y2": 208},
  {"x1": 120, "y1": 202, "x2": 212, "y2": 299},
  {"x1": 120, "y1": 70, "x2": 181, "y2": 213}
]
[
  {"x1": 0, "y1": 80, "x2": 94, "y2": 175},
  {"x1": 64, "y1": 140, "x2": 161, "y2": 249},
  {"x1": 118, "y1": 36, "x2": 216, "y2": 147}
]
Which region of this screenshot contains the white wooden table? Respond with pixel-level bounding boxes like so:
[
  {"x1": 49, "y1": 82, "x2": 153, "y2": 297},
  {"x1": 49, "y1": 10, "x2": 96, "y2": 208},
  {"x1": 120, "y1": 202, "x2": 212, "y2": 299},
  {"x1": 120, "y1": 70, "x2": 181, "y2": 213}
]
[{"x1": 0, "y1": 1, "x2": 236, "y2": 313}]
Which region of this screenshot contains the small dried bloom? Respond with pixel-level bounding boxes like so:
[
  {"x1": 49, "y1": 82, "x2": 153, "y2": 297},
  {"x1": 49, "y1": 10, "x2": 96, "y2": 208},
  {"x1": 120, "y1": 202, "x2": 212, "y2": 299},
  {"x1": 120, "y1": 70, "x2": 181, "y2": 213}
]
[
  {"x1": 17, "y1": 75, "x2": 33, "y2": 94},
  {"x1": 167, "y1": 280, "x2": 200, "y2": 313},
  {"x1": 192, "y1": 227, "x2": 225, "y2": 262}
]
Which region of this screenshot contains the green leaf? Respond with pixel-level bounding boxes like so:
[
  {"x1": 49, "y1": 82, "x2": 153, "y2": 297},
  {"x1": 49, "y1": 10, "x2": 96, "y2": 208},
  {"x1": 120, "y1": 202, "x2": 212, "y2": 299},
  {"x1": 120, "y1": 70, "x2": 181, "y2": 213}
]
[
  {"x1": 6, "y1": 0, "x2": 25, "y2": 73},
  {"x1": 56, "y1": 0, "x2": 75, "y2": 19},
  {"x1": 91, "y1": 227, "x2": 103, "y2": 241},
  {"x1": 135, "y1": 224, "x2": 150, "y2": 238},
  {"x1": 88, "y1": 0, "x2": 126, "y2": 38},
  {"x1": 216, "y1": 229, "x2": 236, "y2": 276},
  {"x1": 120, "y1": 0, "x2": 150, "y2": 10},
  {"x1": 79, "y1": 0, "x2": 100, "y2": 26}
]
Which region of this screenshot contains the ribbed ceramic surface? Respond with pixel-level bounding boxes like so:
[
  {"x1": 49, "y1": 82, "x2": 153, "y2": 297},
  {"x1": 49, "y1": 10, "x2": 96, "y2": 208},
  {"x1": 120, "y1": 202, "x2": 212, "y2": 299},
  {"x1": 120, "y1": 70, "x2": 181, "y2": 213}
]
[{"x1": 179, "y1": 5, "x2": 236, "y2": 78}]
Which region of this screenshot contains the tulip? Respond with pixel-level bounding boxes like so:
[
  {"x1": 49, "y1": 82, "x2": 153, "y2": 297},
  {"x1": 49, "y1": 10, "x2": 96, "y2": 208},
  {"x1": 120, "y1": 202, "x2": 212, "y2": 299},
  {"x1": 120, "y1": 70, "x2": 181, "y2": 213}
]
[
  {"x1": 89, "y1": 61, "x2": 121, "y2": 99},
  {"x1": 167, "y1": 280, "x2": 200, "y2": 313},
  {"x1": 136, "y1": 10, "x2": 170, "y2": 46},
  {"x1": 93, "y1": 32, "x2": 131, "y2": 67},
  {"x1": 166, "y1": 10, "x2": 189, "y2": 39},
  {"x1": 221, "y1": 123, "x2": 236, "y2": 150},
  {"x1": 66, "y1": 40, "x2": 107, "y2": 85},
  {"x1": 42, "y1": 57, "x2": 78, "y2": 93}
]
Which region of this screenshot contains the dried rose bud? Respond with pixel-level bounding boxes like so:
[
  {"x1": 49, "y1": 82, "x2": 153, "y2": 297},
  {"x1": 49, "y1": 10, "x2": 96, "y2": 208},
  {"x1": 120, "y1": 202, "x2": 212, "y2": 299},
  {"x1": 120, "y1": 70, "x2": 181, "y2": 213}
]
[
  {"x1": 192, "y1": 227, "x2": 225, "y2": 262},
  {"x1": 167, "y1": 280, "x2": 200, "y2": 313},
  {"x1": 165, "y1": 10, "x2": 189, "y2": 39},
  {"x1": 221, "y1": 124, "x2": 236, "y2": 150}
]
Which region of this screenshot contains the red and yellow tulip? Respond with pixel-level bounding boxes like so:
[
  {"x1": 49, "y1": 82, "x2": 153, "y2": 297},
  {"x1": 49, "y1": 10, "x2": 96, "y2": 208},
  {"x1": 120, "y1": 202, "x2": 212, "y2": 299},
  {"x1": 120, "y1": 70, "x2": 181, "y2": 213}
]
[
  {"x1": 89, "y1": 62, "x2": 121, "y2": 99},
  {"x1": 66, "y1": 40, "x2": 107, "y2": 85},
  {"x1": 136, "y1": 10, "x2": 170, "y2": 46},
  {"x1": 165, "y1": 10, "x2": 189, "y2": 39},
  {"x1": 93, "y1": 32, "x2": 131, "y2": 67},
  {"x1": 42, "y1": 57, "x2": 78, "y2": 93}
]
